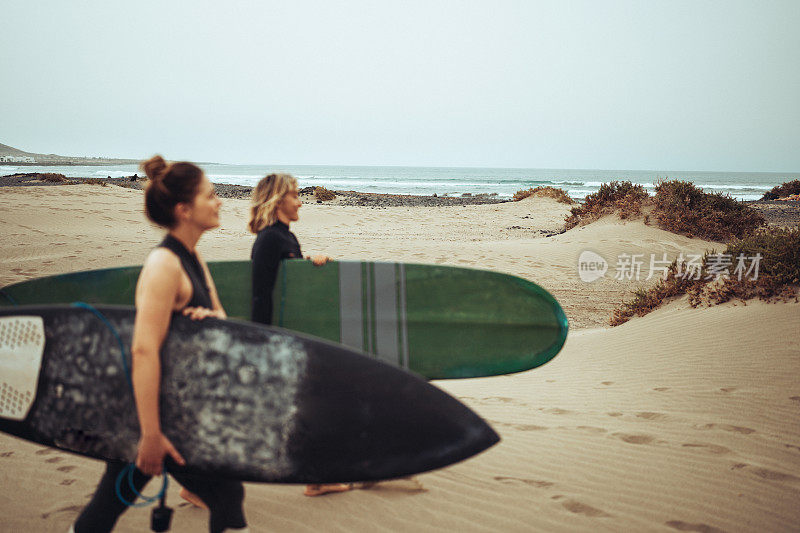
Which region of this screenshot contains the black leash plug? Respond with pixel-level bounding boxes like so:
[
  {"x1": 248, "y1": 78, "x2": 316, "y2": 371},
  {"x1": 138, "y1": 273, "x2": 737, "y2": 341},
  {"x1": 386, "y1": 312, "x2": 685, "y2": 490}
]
[{"x1": 150, "y1": 487, "x2": 173, "y2": 532}]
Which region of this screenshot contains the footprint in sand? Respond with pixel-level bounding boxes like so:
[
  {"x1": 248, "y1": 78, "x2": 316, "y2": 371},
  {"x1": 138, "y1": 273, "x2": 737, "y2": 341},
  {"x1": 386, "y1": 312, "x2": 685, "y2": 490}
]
[
  {"x1": 749, "y1": 468, "x2": 800, "y2": 483},
  {"x1": 607, "y1": 412, "x2": 624, "y2": 417},
  {"x1": 789, "y1": 396, "x2": 800, "y2": 403},
  {"x1": 35, "y1": 448, "x2": 56, "y2": 455},
  {"x1": 697, "y1": 423, "x2": 756, "y2": 435},
  {"x1": 0, "y1": 451, "x2": 13, "y2": 457},
  {"x1": 543, "y1": 408, "x2": 573, "y2": 415},
  {"x1": 494, "y1": 476, "x2": 554, "y2": 489},
  {"x1": 681, "y1": 443, "x2": 731, "y2": 455},
  {"x1": 600, "y1": 381, "x2": 614, "y2": 386},
  {"x1": 61, "y1": 479, "x2": 77, "y2": 486},
  {"x1": 509, "y1": 423, "x2": 548, "y2": 431},
  {"x1": 46, "y1": 457, "x2": 63, "y2": 463},
  {"x1": 636, "y1": 412, "x2": 666, "y2": 420},
  {"x1": 653, "y1": 387, "x2": 670, "y2": 392},
  {"x1": 576, "y1": 426, "x2": 608, "y2": 434},
  {"x1": 489, "y1": 420, "x2": 548, "y2": 431},
  {"x1": 730, "y1": 463, "x2": 800, "y2": 484},
  {"x1": 612, "y1": 433, "x2": 656, "y2": 445},
  {"x1": 719, "y1": 387, "x2": 738, "y2": 393},
  {"x1": 559, "y1": 499, "x2": 612, "y2": 518},
  {"x1": 57, "y1": 465, "x2": 77, "y2": 472},
  {"x1": 665, "y1": 520, "x2": 727, "y2": 533},
  {"x1": 41, "y1": 505, "x2": 83, "y2": 520},
  {"x1": 478, "y1": 396, "x2": 520, "y2": 406},
  {"x1": 785, "y1": 444, "x2": 800, "y2": 452}
]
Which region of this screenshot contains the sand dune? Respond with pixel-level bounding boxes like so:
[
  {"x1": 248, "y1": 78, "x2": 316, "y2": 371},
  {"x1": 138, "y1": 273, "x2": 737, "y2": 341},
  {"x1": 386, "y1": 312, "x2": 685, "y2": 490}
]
[{"x1": 1, "y1": 184, "x2": 798, "y2": 532}]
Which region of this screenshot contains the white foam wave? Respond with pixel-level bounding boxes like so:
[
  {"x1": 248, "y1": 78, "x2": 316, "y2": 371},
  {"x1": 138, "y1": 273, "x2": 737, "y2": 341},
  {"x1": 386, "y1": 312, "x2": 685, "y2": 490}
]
[
  {"x1": 93, "y1": 170, "x2": 133, "y2": 178},
  {"x1": 695, "y1": 184, "x2": 771, "y2": 191}
]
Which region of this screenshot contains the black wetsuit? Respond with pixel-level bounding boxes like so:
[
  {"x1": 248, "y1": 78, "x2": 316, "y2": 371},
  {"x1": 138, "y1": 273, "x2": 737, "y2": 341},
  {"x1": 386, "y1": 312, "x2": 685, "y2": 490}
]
[
  {"x1": 74, "y1": 235, "x2": 247, "y2": 533},
  {"x1": 251, "y1": 221, "x2": 302, "y2": 325}
]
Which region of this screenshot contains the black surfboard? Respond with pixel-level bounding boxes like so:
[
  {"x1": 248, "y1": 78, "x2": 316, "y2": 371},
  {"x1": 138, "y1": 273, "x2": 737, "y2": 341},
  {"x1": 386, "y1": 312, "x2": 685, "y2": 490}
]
[{"x1": 0, "y1": 305, "x2": 498, "y2": 483}]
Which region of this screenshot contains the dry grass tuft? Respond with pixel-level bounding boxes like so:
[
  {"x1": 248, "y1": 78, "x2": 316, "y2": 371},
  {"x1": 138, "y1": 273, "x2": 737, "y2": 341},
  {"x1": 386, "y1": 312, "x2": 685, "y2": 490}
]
[
  {"x1": 40, "y1": 173, "x2": 68, "y2": 183},
  {"x1": 513, "y1": 186, "x2": 574, "y2": 204},
  {"x1": 610, "y1": 227, "x2": 799, "y2": 326},
  {"x1": 314, "y1": 186, "x2": 336, "y2": 201},
  {"x1": 80, "y1": 178, "x2": 107, "y2": 186},
  {"x1": 761, "y1": 179, "x2": 800, "y2": 200},
  {"x1": 566, "y1": 180, "x2": 765, "y2": 242},
  {"x1": 652, "y1": 180, "x2": 764, "y2": 241},
  {"x1": 565, "y1": 181, "x2": 649, "y2": 229}
]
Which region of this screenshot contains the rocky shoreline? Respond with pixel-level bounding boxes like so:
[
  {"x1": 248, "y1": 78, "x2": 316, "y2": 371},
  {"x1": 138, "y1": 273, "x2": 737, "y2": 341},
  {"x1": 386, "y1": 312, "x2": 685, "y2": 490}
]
[
  {"x1": 0, "y1": 173, "x2": 509, "y2": 207},
  {"x1": 1, "y1": 172, "x2": 798, "y2": 225},
  {"x1": 743, "y1": 199, "x2": 800, "y2": 228}
]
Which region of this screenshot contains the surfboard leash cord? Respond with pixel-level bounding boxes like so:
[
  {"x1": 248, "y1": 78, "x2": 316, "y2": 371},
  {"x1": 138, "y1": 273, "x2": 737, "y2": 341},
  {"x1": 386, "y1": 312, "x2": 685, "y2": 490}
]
[
  {"x1": 70, "y1": 302, "x2": 170, "y2": 512},
  {"x1": 71, "y1": 302, "x2": 134, "y2": 390},
  {"x1": 114, "y1": 462, "x2": 170, "y2": 508}
]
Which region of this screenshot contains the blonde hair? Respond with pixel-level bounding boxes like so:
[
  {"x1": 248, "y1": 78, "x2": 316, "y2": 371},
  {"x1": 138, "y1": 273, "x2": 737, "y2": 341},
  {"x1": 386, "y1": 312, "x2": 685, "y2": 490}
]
[{"x1": 248, "y1": 173, "x2": 298, "y2": 233}]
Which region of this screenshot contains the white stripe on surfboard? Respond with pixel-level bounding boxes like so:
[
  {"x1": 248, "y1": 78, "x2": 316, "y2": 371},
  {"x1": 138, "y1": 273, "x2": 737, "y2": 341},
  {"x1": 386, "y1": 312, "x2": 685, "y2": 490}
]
[
  {"x1": 338, "y1": 261, "x2": 409, "y2": 369},
  {"x1": 372, "y1": 262, "x2": 400, "y2": 367},
  {"x1": 338, "y1": 262, "x2": 363, "y2": 352},
  {"x1": 397, "y1": 263, "x2": 409, "y2": 369}
]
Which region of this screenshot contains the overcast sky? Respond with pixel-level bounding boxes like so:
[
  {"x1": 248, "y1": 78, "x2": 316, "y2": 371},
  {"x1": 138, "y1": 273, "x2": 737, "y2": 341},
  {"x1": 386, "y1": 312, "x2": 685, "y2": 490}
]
[{"x1": 1, "y1": 1, "x2": 798, "y2": 171}]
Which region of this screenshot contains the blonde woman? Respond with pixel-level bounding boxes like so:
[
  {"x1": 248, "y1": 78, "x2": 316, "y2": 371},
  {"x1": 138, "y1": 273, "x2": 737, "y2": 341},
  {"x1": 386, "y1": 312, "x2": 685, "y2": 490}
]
[
  {"x1": 249, "y1": 173, "x2": 349, "y2": 497},
  {"x1": 248, "y1": 174, "x2": 329, "y2": 324}
]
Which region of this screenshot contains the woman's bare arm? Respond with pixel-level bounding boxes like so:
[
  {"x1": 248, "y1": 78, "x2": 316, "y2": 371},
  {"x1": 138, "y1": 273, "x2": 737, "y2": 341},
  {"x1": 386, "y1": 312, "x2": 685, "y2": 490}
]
[{"x1": 132, "y1": 249, "x2": 186, "y2": 475}]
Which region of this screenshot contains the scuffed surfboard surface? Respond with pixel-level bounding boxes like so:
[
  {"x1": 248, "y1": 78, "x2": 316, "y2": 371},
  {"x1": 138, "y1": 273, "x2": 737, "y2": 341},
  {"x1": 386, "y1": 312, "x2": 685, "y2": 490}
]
[{"x1": 0, "y1": 305, "x2": 499, "y2": 483}]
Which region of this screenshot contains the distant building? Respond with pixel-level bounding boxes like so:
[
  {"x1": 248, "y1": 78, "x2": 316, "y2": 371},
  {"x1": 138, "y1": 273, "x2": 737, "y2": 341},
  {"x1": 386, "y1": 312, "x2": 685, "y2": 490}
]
[{"x1": 0, "y1": 155, "x2": 35, "y2": 163}]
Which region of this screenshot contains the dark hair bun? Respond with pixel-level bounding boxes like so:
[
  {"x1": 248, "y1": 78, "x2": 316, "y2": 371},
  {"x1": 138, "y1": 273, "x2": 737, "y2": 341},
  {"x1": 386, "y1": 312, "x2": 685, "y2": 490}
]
[
  {"x1": 141, "y1": 155, "x2": 204, "y2": 228},
  {"x1": 142, "y1": 155, "x2": 168, "y2": 182}
]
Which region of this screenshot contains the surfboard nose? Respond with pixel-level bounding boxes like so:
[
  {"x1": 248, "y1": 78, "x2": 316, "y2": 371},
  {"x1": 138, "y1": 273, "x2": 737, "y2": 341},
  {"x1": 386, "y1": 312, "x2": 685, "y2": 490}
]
[{"x1": 287, "y1": 341, "x2": 500, "y2": 483}]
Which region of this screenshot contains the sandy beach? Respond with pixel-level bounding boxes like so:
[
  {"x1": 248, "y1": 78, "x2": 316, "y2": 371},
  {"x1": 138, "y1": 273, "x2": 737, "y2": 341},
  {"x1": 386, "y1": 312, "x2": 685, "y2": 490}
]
[{"x1": 0, "y1": 183, "x2": 798, "y2": 532}]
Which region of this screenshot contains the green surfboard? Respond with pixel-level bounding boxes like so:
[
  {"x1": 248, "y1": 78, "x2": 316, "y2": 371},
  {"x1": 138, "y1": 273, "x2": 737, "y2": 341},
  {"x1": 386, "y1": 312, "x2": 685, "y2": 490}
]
[{"x1": 0, "y1": 261, "x2": 568, "y2": 379}]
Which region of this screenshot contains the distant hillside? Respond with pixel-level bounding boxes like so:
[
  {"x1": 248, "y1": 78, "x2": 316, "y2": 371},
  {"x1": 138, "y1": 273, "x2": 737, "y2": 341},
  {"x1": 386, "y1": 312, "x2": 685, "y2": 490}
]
[
  {"x1": 0, "y1": 143, "x2": 37, "y2": 157},
  {"x1": 0, "y1": 143, "x2": 138, "y2": 165}
]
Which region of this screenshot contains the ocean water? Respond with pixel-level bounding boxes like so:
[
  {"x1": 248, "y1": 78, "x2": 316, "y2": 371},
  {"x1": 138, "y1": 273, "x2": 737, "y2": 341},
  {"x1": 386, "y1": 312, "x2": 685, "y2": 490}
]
[{"x1": 2, "y1": 163, "x2": 797, "y2": 202}]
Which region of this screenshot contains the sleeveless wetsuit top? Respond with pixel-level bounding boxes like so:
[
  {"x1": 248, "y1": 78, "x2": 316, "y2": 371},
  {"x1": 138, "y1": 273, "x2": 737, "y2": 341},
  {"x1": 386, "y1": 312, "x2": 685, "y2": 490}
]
[{"x1": 158, "y1": 234, "x2": 213, "y2": 309}]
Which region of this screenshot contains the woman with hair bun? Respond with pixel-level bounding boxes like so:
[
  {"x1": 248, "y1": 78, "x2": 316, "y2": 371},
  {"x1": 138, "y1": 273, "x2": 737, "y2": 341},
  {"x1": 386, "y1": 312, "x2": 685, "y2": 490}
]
[
  {"x1": 71, "y1": 156, "x2": 249, "y2": 533},
  {"x1": 248, "y1": 173, "x2": 349, "y2": 497}
]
